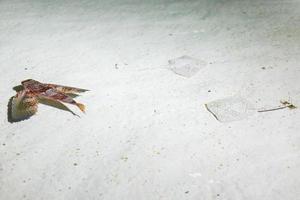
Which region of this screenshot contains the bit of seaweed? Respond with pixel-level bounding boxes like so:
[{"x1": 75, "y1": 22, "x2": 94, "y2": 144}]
[
  {"x1": 280, "y1": 100, "x2": 297, "y2": 109},
  {"x1": 257, "y1": 100, "x2": 297, "y2": 113}
]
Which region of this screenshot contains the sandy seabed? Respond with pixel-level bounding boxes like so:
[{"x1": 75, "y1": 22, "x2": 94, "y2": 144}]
[{"x1": 1, "y1": 0, "x2": 300, "y2": 199}]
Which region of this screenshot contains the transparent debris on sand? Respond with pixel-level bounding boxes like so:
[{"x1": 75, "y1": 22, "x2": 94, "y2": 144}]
[
  {"x1": 205, "y1": 97, "x2": 255, "y2": 122},
  {"x1": 168, "y1": 55, "x2": 206, "y2": 77}
]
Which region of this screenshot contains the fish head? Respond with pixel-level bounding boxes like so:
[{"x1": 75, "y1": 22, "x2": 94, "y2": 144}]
[{"x1": 21, "y1": 79, "x2": 41, "y2": 89}]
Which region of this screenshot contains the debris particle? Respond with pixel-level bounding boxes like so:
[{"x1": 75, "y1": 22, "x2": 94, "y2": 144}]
[
  {"x1": 121, "y1": 156, "x2": 128, "y2": 162},
  {"x1": 73, "y1": 163, "x2": 78, "y2": 166},
  {"x1": 185, "y1": 191, "x2": 189, "y2": 194}
]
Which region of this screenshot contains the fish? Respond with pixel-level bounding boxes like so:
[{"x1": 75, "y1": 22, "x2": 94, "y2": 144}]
[{"x1": 10, "y1": 79, "x2": 88, "y2": 121}]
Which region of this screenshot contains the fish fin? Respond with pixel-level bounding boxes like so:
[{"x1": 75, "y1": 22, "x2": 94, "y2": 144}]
[
  {"x1": 76, "y1": 103, "x2": 86, "y2": 113},
  {"x1": 47, "y1": 84, "x2": 89, "y2": 94},
  {"x1": 10, "y1": 91, "x2": 38, "y2": 122},
  {"x1": 38, "y1": 89, "x2": 86, "y2": 113}
]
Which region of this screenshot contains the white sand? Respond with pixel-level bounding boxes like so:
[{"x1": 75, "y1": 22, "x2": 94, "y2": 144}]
[{"x1": 1, "y1": 0, "x2": 300, "y2": 199}]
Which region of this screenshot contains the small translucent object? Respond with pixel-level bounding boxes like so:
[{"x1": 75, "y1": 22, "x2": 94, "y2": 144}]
[
  {"x1": 205, "y1": 97, "x2": 255, "y2": 122},
  {"x1": 168, "y1": 55, "x2": 206, "y2": 77}
]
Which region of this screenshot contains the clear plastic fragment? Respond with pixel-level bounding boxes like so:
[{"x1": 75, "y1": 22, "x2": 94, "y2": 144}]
[
  {"x1": 205, "y1": 97, "x2": 255, "y2": 122},
  {"x1": 168, "y1": 55, "x2": 206, "y2": 77}
]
